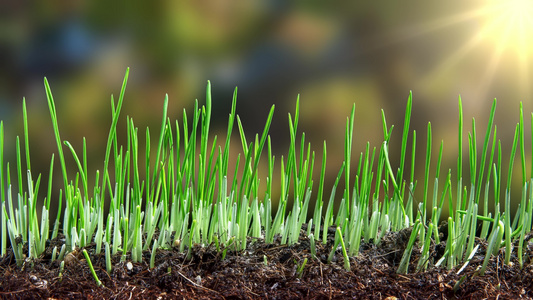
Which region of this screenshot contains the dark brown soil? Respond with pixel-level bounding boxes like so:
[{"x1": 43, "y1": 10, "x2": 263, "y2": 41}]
[{"x1": 1, "y1": 227, "x2": 533, "y2": 299}]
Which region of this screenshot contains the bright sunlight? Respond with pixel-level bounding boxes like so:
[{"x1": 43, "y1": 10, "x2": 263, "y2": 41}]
[
  {"x1": 410, "y1": 0, "x2": 533, "y2": 98},
  {"x1": 484, "y1": 0, "x2": 533, "y2": 56},
  {"x1": 475, "y1": 0, "x2": 533, "y2": 96}
]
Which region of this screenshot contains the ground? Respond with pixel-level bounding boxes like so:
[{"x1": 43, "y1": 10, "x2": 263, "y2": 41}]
[{"x1": 1, "y1": 227, "x2": 533, "y2": 299}]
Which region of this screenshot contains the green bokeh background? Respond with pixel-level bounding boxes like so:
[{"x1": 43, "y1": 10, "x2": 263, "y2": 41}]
[{"x1": 1, "y1": 1, "x2": 532, "y2": 216}]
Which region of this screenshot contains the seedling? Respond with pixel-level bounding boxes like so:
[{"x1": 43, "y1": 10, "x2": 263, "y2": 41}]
[
  {"x1": 296, "y1": 258, "x2": 308, "y2": 278},
  {"x1": 83, "y1": 249, "x2": 102, "y2": 287},
  {"x1": 0, "y1": 69, "x2": 532, "y2": 281}
]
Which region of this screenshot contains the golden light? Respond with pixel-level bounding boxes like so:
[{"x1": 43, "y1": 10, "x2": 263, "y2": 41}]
[
  {"x1": 483, "y1": 0, "x2": 533, "y2": 57},
  {"x1": 409, "y1": 0, "x2": 533, "y2": 98},
  {"x1": 475, "y1": 0, "x2": 533, "y2": 97}
]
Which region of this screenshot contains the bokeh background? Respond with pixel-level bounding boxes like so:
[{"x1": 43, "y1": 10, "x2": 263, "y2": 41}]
[{"x1": 1, "y1": 0, "x2": 533, "y2": 215}]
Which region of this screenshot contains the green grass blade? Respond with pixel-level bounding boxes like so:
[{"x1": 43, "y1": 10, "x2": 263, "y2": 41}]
[
  {"x1": 314, "y1": 141, "x2": 327, "y2": 239},
  {"x1": 519, "y1": 102, "x2": 526, "y2": 184},
  {"x1": 22, "y1": 98, "x2": 31, "y2": 175},
  {"x1": 397, "y1": 221, "x2": 421, "y2": 274},
  {"x1": 507, "y1": 125, "x2": 520, "y2": 192},
  {"x1": 469, "y1": 118, "x2": 477, "y2": 190},
  {"x1": 64, "y1": 141, "x2": 88, "y2": 200},
  {"x1": 422, "y1": 123, "x2": 432, "y2": 223},
  {"x1": 474, "y1": 99, "x2": 496, "y2": 204},
  {"x1": 44, "y1": 77, "x2": 69, "y2": 193},
  {"x1": 82, "y1": 249, "x2": 102, "y2": 287},
  {"x1": 344, "y1": 104, "x2": 355, "y2": 215},
  {"x1": 222, "y1": 88, "x2": 237, "y2": 176},
  {"x1": 246, "y1": 105, "x2": 275, "y2": 198},
  {"x1": 15, "y1": 137, "x2": 23, "y2": 200},
  {"x1": 101, "y1": 68, "x2": 129, "y2": 202},
  {"x1": 410, "y1": 130, "x2": 417, "y2": 185},
  {"x1": 336, "y1": 227, "x2": 351, "y2": 271},
  {"x1": 396, "y1": 91, "x2": 412, "y2": 190}
]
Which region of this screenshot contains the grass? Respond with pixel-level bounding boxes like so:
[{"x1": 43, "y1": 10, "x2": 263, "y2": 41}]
[{"x1": 1, "y1": 68, "x2": 532, "y2": 282}]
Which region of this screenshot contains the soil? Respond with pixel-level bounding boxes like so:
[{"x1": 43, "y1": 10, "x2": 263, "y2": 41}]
[{"x1": 1, "y1": 226, "x2": 533, "y2": 299}]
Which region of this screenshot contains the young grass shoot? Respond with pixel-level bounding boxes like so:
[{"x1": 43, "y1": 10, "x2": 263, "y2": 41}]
[{"x1": 1, "y1": 68, "x2": 532, "y2": 283}]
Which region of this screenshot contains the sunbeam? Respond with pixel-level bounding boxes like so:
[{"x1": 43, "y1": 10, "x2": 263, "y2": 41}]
[
  {"x1": 484, "y1": 0, "x2": 533, "y2": 55},
  {"x1": 405, "y1": 0, "x2": 533, "y2": 99}
]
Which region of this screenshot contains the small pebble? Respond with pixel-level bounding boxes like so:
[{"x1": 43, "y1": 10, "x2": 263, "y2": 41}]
[
  {"x1": 64, "y1": 252, "x2": 79, "y2": 266},
  {"x1": 29, "y1": 275, "x2": 48, "y2": 288}
]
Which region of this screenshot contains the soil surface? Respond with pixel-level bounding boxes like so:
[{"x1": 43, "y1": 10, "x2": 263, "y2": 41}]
[{"x1": 1, "y1": 226, "x2": 533, "y2": 299}]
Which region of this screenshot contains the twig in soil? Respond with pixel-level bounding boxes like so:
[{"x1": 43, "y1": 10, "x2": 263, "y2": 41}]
[
  {"x1": 396, "y1": 274, "x2": 410, "y2": 281},
  {"x1": 372, "y1": 266, "x2": 385, "y2": 275},
  {"x1": 176, "y1": 270, "x2": 221, "y2": 295},
  {"x1": 320, "y1": 262, "x2": 324, "y2": 286},
  {"x1": 328, "y1": 279, "x2": 332, "y2": 300},
  {"x1": 0, "y1": 287, "x2": 38, "y2": 296},
  {"x1": 242, "y1": 282, "x2": 260, "y2": 297},
  {"x1": 264, "y1": 244, "x2": 288, "y2": 252},
  {"x1": 373, "y1": 249, "x2": 402, "y2": 259}
]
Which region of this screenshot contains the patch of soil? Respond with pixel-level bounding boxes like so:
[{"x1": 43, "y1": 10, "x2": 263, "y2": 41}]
[{"x1": 1, "y1": 227, "x2": 533, "y2": 299}]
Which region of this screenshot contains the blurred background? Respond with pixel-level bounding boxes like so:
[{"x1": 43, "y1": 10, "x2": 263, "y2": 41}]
[{"x1": 1, "y1": 0, "x2": 532, "y2": 214}]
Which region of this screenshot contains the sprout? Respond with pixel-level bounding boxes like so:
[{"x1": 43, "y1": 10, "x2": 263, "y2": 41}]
[
  {"x1": 83, "y1": 249, "x2": 102, "y2": 287},
  {"x1": 0, "y1": 68, "x2": 531, "y2": 279}
]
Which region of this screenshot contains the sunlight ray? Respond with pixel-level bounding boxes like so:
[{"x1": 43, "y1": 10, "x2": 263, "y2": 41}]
[
  {"x1": 385, "y1": 0, "x2": 533, "y2": 97},
  {"x1": 379, "y1": 6, "x2": 497, "y2": 48},
  {"x1": 477, "y1": 18, "x2": 514, "y2": 101},
  {"x1": 518, "y1": 21, "x2": 531, "y2": 97},
  {"x1": 419, "y1": 13, "x2": 507, "y2": 88}
]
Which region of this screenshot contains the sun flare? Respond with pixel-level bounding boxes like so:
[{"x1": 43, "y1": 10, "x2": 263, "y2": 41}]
[
  {"x1": 484, "y1": 0, "x2": 533, "y2": 56},
  {"x1": 411, "y1": 0, "x2": 533, "y2": 98}
]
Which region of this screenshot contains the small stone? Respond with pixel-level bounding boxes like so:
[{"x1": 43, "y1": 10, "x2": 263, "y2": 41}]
[
  {"x1": 64, "y1": 252, "x2": 79, "y2": 266},
  {"x1": 29, "y1": 275, "x2": 48, "y2": 288}
]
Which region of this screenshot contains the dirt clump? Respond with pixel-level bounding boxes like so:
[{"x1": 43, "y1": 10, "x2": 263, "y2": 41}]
[{"x1": 1, "y1": 228, "x2": 533, "y2": 299}]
